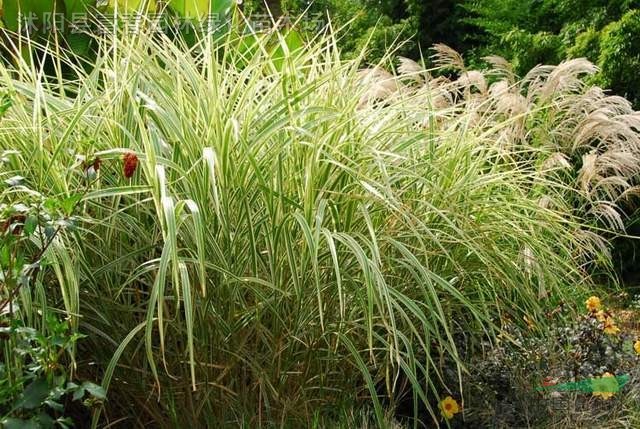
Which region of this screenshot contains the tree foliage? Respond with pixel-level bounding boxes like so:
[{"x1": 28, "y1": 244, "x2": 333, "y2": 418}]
[
  {"x1": 243, "y1": 1, "x2": 640, "y2": 106},
  {"x1": 243, "y1": 0, "x2": 469, "y2": 63},
  {"x1": 464, "y1": 0, "x2": 640, "y2": 106}
]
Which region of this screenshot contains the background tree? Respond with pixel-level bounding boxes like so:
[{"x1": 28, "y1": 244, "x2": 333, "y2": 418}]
[{"x1": 464, "y1": 0, "x2": 640, "y2": 107}]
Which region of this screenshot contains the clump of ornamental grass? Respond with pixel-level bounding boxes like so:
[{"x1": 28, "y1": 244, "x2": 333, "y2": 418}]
[
  {"x1": 366, "y1": 46, "x2": 640, "y2": 239},
  {"x1": 0, "y1": 21, "x2": 629, "y2": 427}
]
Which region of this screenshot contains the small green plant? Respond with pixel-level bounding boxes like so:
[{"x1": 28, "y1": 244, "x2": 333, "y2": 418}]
[
  {"x1": 0, "y1": 151, "x2": 93, "y2": 320},
  {"x1": 1, "y1": 316, "x2": 106, "y2": 428},
  {"x1": 1, "y1": 146, "x2": 105, "y2": 427}
]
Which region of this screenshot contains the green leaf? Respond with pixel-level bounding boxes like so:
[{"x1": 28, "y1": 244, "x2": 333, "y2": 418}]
[
  {"x1": 57, "y1": 417, "x2": 73, "y2": 429},
  {"x1": 2, "y1": 0, "x2": 60, "y2": 32},
  {"x1": 72, "y1": 386, "x2": 86, "y2": 401},
  {"x1": 168, "y1": 0, "x2": 209, "y2": 19},
  {"x1": 62, "y1": 0, "x2": 94, "y2": 17},
  {"x1": 17, "y1": 378, "x2": 50, "y2": 410},
  {"x1": 44, "y1": 399, "x2": 64, "y2": 411},
  {"x1": 65, "y1": 33, "x2": 92, "y2": 56},
  {"x1": 2, "y1": 0, "x2": 23, "y2": 32},
  {"x1": 24, "y1": 215, "x2": 38, "y2": 236},
  {"x1": 44, "y1": 225, "x2": 56, "y2": 240},
  {"x1": 60, "y1": 194, "x2": 82, "y2": 215},
  {"x1": 1, "y1": 418, "x2": 40, "y2": 429},
  {"x1": 36, "y1": 413, "x2": 55, "y2": 429},
  {"x1": 233, "y1": 33, "x2": 260, "y2": 68},
  {"x1": 209, "y1": 0, "x2": 233, "y2": 16},
  {"x1": 0, "y1": 245, "x2": 11, "y2": 268},
  {"x1": 44, "y1": 198, "x2": 59, "y2": 211},
  {"x1": 271, "y1": 30, "x2": 305, "y2": 71},
  {"x1": 81, "y1": 381, "x2": 106, "y2": 400},
  {"x1": 107, "y1": 0, "x2": 157, "y2": 13},
  {"x1": 0, "y1": 92, "x2": 13, "y2": 117}
]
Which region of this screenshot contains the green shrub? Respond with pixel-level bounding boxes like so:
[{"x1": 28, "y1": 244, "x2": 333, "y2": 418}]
[
  {"x1": 568, "y1": 27, "x2": 602, "y2": 60},
  {"x1": 502, "y1": 29, "x2": 564, "y2": 72},
  {"x1": 0, "y1": 144, "x2": 104, "y2": 427},
  {"x1": 598, "y1": 9, "x2": 640, "y2": 107},
  {"x1": 463, "y1": 0, "x2": 640, "y2": 107},
  {"x1": 1, "y1": 317, "x2": 106, "y2": 428}
]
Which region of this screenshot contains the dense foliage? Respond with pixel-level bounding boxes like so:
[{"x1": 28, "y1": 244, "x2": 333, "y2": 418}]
[
  {"x1": 3, "y1": 0, "x2": 637, "y2": 107},
  {"x1": 0, "y1": 3, "x2": 639, "y2": 428},
  {"x1": 243, "y1": 1, "x2": 640, "y2": 108},
  {"x1": 243, "y1": 0, "x2": 470, "y2": 62},
  {"x1": 465, "y1": 0, "x2": 640, "y2": 107},
  {"x1": 0, "y1": 0, "x2": 236, "y2": 58}
]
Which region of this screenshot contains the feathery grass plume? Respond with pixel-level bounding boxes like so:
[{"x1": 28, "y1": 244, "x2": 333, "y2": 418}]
[
  {"x1": 391, "y1": 46, "x2": 640, "y2": 235},
  {"x1": 397, "y1": 56, "x2": 427, "y2": 84},
  {"x1": 489, "y1": 80, "x2": 510, "y2": 97},
  {"x1": 520, "y1": 59, "x2": 596, "y2": 104},
  {"x1": 430, "y1": 43, "x2": 466, "y2": 71},
  {"x1": 357, "y1": 67, "x2": 404, "y2": 108},
  {"x1": 360, "y1": 43, "x2": 640, "y2": 266},
  {"x1": 590, "y1": 202, "x2": 626, "y2": 232},
  {"x1": 483, "y1": 55, "x2": 516, "y2": 83},
  {"x1": 456, "y1": 70, "x2": 488, "y2": 95},
  {"x1": 541, "y1": 152, "x2": 573, "y2": 172},
  {"x1": 537, "y1": 58, "x2": 599, "y2": 102},
  {"x1": 0, "y1": 20, "x2": 629, "y2": 428}
]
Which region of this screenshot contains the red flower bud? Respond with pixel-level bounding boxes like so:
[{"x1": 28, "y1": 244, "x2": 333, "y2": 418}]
[{"x1": 123, "y1": 152, "x2": 139, "y2": 179}]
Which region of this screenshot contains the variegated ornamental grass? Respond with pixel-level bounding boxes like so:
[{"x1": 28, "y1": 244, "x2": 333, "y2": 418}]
[{"x1": 0, "y1": 23, "x2": 636, "y2": 426}]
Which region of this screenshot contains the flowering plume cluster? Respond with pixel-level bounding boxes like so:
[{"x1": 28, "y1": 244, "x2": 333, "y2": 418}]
[{"x1": 362, "y1": 49, "x2": 640, "y2": 263}]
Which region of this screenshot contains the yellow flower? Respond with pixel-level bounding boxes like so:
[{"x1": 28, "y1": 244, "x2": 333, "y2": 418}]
[
  {"x1": 634, "y1": 340, "x2": 640, "y2": 355},
  {"x1": 439, "y1": 396, "x2": 461, "y2": 419},
  {"x1": 595, "y1": 310, "x2": 606, "y2": 322},
  {"x1": 603, "y1": 317, "x2": 620, "y2": 335},
  {"x1": 585, "y1": 296, "x2": 602, "y2": 312},
  {"x1": 592, "y1": 372, "x2": 616, "y2": 400}
]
